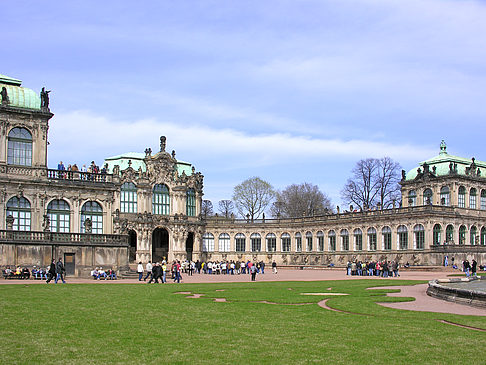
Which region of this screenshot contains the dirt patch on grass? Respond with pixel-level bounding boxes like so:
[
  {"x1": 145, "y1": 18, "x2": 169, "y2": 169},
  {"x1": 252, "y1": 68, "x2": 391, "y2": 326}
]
[{"x1": 437, "y1": 319, "x2": 486, "y2": 332}]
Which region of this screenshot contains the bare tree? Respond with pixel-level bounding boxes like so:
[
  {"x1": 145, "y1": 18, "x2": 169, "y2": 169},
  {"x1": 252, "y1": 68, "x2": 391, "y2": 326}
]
[
  {"x1": 201, "y1": 200, "x2": 213, "y2": 217},
  {"x1": 273, "y1": 183, "x2": 332, "y2": 218},
  {"x1": 232, "y1": 177, "x2": 275, "y2": 220},
  {"x1": 218, "y1": 200, "x2": 235, "y2": 218},
  {"x1": 341, "y1": 157, "x2": 401, "y2": 210}
]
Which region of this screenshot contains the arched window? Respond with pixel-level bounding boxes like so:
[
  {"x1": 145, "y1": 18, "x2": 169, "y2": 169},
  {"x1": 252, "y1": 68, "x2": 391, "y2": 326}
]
[
  {"x1": 328, "y1": 230, "x2": 336, "y2": 251},
  {"x1": 47, "y1": 199, "x2": 70, "y2": 232},
  {"x1": 81, "y1": 201, "x2": 103, "y2": 234},
  {"x1": 382, "y1": 226, "x2": 392, "y2": 250},
  {"x1": 317, "y1": 231, "x2": 324, "y2": 252},
  {"x1": 235, "y1": 233, "x2": 246, "y2": 252},
  {"x1": 470, "y1": 188, "x2": 477, "y2": 209},
  {"x1": 408, "y1": 190, "x2": 417, "y2": 206},
  {"x1": 481, "y1": 190, "x2": 486, "y2": 210},
  {"x1": 7, "y1": 127, "x2": 32, "y2": 166},
  {"x1": 295, "y1": 232, "x2": 302, "y2": 252},
  {"x1": 120, "y1": 182, "x2": 137, "y2": 213},
  {"x1": 353, "y1": 229, "x2": 363, "y2": 251},
  {"x1": 306, "y1": 231, "x2": 313, "y2": 252},
  {"x1": 440, "y1": 186, "x2": 450, "y2": 206},
  {"x1": 481, "y1": 227, "x2": 486, "y2": 246},
  {"x1": 446, "y1": 225, "x2": 454, "y2": 243},
  {"x1": 266, "y1": 233, "x2": 277, "y2": 252},
  {"x1": 6, "y1": 197, "x2": 31, "y2": 231},
  {"x1": 423, "y1": 189, "x2": 433, "y2": 205},
  {"x1": 341, "y1": 229, "x2": 349, "y2": 251},
  {"x1": 397, "y1": 225, "x2": 408, "y2": 250},
  {"x1": 250, "y1": 233, "x2": 261, "y2": 252},
  {"x1": 218, "y1": 233, "x2": 230, "y2": 252},
  {"x1": 202, "y1": 233, "x2": 214, "y2": 252},
  {"x1": 281, "y1": 233, "x2": 291, "y2": 252},
  {"x1": 459, "y1": 225, "x2": 466, "y2": 244},
  {"x1": 153, "y1": 184, "x2": 170, "y2": 215},
  {"x1": 433, "y1": 224, "x2": 442, "y2": 245},
  {"x1": 414, "y1": 224, "x2": 425, "y2": 249},
  {"x1": 368, "y1": 227, "x2": 377, "y2": 251},
  {"x1": 470, "y1": 226, "x2": 477, "y2": 245},
  {"x1": 186, "y1": 188, "x2": 196, "y2": 216},
  {"x1": 458, "y1": 186, "x2": 466, "y2": 208}
]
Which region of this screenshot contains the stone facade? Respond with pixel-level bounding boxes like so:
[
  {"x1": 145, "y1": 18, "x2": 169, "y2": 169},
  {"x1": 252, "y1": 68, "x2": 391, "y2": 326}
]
[{"x1": 1, "y1": 75, "x2": 486, "y2": 275}]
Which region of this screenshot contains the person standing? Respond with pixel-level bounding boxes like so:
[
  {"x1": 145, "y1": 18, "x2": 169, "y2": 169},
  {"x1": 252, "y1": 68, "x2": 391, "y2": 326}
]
[
  {"x1": 472, "y1": 259, "x2": 477, "y2": 277},
  {"x1": 55, "y1": 258, "x2": 66, "y2": 283},
  {"x1": 46, "y1": 259, "x2": 57, "y2": 284},
  {"x1": 137, "y1": 261, "x2": 144, "y2": 281},
  {"x1": 272, "y1": 261, "x2": 277, "y2": 274},
  {"x1": 250, "y1": 263, "x2": 257, "y2": 281},
  {"x1": 174, "y1": 261, "x2": 181, "y2": 283},
  {"x1": 144, "y1": 261, "x2": 153, "y2": 281}
]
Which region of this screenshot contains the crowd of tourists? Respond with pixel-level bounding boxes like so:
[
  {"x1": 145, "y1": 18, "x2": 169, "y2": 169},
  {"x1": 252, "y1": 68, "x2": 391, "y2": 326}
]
[
  {"x1": 345, "y1": 260, "x2": 401, "y2": 277},
  {"x1": 55, "y1": 160, "x2": 108, "y2": 179},
  {"x1": 90, "y1": 267, "x2": 117, "y2": 280}
]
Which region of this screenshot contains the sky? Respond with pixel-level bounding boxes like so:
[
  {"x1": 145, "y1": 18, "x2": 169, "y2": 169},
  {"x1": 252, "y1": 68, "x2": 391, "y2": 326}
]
[{"x1": 3, "y1": 0, "x2": 486, "y2": 210}]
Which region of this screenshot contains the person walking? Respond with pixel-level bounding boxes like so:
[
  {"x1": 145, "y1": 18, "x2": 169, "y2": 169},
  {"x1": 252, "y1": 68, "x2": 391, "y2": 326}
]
[
  {"x1": 250, "y1": 263, "x2": 257, "y2": 281},
  {"x1": 137, "y1": 261, "x2": 144, "y2": 281},
  {"x1": 272, "y1": 261, "x2": 277, "y2": 274},
  {"x1": 472, "y1": 259, "x2": 477, "y2": 277},
  {"x1": 55, "y1": 258, "x2": 66, "y2": 283},
  {"x1": 144, "y1": 261, "x2": 153, "y2": 281},
  {"x1": 46, "y1": 259, "x2": 57, "y2": 284}
]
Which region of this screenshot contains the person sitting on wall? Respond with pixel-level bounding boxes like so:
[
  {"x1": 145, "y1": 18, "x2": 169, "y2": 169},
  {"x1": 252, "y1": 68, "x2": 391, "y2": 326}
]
[
  {"x1": 21, "y1": 267, "x2": 30, "y2": 279},
  {"x1": 32, "y1": 266, "x2": 39, "y2": 278},
  {"x1": 98, "y1": 267, "x2": 108, "y2": 280},
  {"x1": 107, "y1": 268, "x2": 117, "y2": 280},
  {"x1": 91, "y1": 267, "x2": 100, "y2": 280}
]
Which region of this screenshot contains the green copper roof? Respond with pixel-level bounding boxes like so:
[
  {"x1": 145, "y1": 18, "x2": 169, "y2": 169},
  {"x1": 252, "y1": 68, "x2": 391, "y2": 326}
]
[
  {"x1": 104, "y1": 153, "x2": 147, "y2": 173},
  {"x1": 104, "y1": 152, "x2": 195, "y2": 176},
  {"x1": 0, "y1": 74, "x2": 41, "y2": 110},
  {"x1": 405, "y1": 141, "x2": 486, "y2": 180}
]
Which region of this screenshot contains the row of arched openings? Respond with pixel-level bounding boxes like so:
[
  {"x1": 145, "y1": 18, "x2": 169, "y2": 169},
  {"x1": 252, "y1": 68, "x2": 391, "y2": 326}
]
[{"x1": 408, "y1": 187, "x2": 486, "y2": 209}]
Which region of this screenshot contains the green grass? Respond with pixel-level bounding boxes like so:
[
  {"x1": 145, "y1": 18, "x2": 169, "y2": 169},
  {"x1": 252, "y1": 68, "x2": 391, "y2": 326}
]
[{"x1": 1, "y1": 280, "x2": 486, "y2": 364}]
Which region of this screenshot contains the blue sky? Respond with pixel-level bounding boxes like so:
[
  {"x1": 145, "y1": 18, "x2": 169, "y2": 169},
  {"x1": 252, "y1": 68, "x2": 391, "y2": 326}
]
[{"x1": 3, "y1": 0, "x2": 486, "y2": 209}]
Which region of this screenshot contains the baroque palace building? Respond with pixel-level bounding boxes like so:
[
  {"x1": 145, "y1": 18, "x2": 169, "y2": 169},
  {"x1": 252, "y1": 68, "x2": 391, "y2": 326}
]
[{"x1": 1, "y1": 74, "x2": 486, "y2": 275}]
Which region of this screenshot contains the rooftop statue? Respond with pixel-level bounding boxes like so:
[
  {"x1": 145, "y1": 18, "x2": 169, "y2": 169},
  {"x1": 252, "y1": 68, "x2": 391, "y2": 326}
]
[
  {"x1": 40, "y1": 87, "x2": 51, "y2": 109},
  {"x1": 1, "y1": 86, "x2": 9, "y2": 104},
  {"x1": 160, "y1": 136, "x2": 166, "y2": 152}
]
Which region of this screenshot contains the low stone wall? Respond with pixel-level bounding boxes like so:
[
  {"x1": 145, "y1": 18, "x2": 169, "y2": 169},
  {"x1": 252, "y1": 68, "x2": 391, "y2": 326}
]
[{"x1": 427, "y1": 277, "x2": 486, "y2": 309}]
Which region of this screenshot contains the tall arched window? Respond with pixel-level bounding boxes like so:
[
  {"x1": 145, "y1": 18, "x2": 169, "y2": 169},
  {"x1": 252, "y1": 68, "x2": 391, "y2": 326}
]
[
  {"x1": 481, "y1": 190, "x2": 486, "y2": 210},
  {"x1": 446, "y1": 225, "x2": 454, "y2": 243},
  {"x1": 470, "y1": 226, "x2": 477, "y2": 245},
  {"x1": 341, "y1": 229, "x2": 349, "y2": 251},
  {"x1": 440, "y1": 186, "x2": 450, "y2": 206},
  {"x1": 6, "y1": 197, "x2": 31, "y2": 231},
  {"x1": 218, "y1": 233, "x2": 230, "y2": 252},
  {"x1": 368, "y1": 227, "x2": 377, "y2": 251},
  {"x1": 281, "y1": 233, "x2": 291, "y2": 252},
  {"x1": 250, "y1": 233, "x2": 261, "y2": 252},
  {"x1": 186, "y1": 188, "x2": 196, "y2": 216},
  {"x1": 306, "y1": 231, "x2": 313, "y2": 252},
  {"x1": 459, "y1": 225, "x2": 466, "y2": 244},
  {"x1": 7, "y1": 127, "x2": 32, "y2": 166},
  {"x1": 382, "y1": 226, "x2": 392, "y2": 250},
  {"x1": 295, "y1": 232, "x2": 302, "y2": 252},
  {"x1": 81, "y1": 201, "x2": 103, "y2": 234},
  {"x1": 121, "y1": 182, "x2": 137, "y2": 213},
  {"x1": 423, "y1": 189, "x2": 433, "y2": 205},
  {"x1": 408, "y1": 190, "x2": 417, "y2": 206},
  {"x1": 398, "y1": 225, "x2": 408, "y2": 250},
  {"x1": 202, "y1": 233, "x2": 214, "y2": 252},
  {"x1": 433, "y1": 224, "x2": 442, "y2": 245},
  {"x1": 47, "y1": 199, "x2": 70, "y2": 232},
  {"x1": 266, "y1": 233, "x2": 276, "y2": 252},
  {"x1": 414, "y1": 224, "x2": 425, "y2": 249},
  {"x1": 235, "y1": 233, "x2": 246, "y2": 252},
  {"x1": 481, "y1": 227, "x2": 486, "y2": 246},
  {"x1": 328, "y1": 230, "x2": 336, "y2": 251},
  {"x1": 470, "y1": 188, "x2": 477, "y2": 209},
  {"x1": 353, "y1": 229, "x2": 362, "y2": 251},
  {"x1": 153, "y1": 184, "x2": 170, "y2": 215},
  {"x1": 458, "y1": 186, "x2": 466, "y2": 208},
  {"x1": 317, "y1": 231, "x2": 324, "y2": 252}
]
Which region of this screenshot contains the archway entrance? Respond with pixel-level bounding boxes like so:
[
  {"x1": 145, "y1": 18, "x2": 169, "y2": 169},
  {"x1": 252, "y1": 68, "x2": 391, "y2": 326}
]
[
  {"x1": 152, "y1": 228, "x2": 169, "y2": 263},
  {"x1": 128, "y1": 230, "x2": 137, "y2": 262},
  {"x1": 186, "y1": 232, "x2": 194, "y2": 261}
]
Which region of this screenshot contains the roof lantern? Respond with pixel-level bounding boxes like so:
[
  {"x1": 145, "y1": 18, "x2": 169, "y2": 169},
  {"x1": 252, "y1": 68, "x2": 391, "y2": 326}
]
[{"x1": 439, "y1": 140, "x2": 447, "y2": 155}]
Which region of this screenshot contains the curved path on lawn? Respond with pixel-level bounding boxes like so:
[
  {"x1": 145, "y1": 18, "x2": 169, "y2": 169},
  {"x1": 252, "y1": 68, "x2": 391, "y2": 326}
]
[{"x1": 368, "y1": 283, "x2": 486, "y2": 316}]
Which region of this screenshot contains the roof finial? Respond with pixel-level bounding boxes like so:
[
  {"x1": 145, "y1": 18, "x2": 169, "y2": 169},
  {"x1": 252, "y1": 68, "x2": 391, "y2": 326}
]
[{"x1": 439, "y1": 140, "x2": 447, "y2": 155}]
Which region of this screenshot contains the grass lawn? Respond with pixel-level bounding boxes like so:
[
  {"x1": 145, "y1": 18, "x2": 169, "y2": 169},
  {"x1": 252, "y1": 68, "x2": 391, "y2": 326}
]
[{"x1": 1, "y1": 280, "x2": 486, "y2": 364}]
